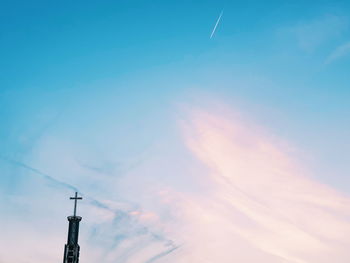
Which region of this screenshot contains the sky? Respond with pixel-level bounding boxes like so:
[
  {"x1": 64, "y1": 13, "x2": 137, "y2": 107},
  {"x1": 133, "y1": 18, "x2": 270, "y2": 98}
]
[{"x1": 0, "y1": 0, "x2": 350, "y2": 262}]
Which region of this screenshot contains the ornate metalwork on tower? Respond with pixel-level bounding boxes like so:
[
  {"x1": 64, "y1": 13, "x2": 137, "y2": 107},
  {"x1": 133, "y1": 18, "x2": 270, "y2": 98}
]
[{"x1": 63, "y1": 192, "x2": 83, "y2": 263}]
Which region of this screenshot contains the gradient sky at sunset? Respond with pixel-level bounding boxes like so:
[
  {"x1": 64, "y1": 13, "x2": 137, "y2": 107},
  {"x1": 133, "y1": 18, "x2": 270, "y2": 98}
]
[{"x1": 1, "y1": 1, "x2": 350, "y2": 262}]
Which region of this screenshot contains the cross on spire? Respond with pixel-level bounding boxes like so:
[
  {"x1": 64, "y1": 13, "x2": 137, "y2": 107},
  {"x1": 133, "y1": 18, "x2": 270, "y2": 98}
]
[{"x1": 70, "y1": 192, "x2": 82, "y2": 217}]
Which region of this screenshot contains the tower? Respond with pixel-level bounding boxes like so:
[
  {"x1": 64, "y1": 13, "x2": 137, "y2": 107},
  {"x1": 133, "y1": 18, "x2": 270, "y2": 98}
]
[{"x1": 63, "y1": 192, "x2": 83, "y2": 263}]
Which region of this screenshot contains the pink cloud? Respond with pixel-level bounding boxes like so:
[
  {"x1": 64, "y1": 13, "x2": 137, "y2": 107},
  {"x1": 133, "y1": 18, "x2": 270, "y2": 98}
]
[{"x1": 172, "y1": 106, "x2": 350, "y2": 263}]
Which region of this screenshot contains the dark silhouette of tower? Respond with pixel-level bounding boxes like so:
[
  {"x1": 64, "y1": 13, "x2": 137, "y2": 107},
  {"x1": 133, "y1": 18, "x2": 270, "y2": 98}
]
[{"x1": 63, "y1": 192, "x2": 83, "y2": 263}]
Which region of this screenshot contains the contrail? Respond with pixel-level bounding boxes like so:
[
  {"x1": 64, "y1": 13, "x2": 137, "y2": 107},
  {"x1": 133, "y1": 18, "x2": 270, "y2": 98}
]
[
  {"x1": 0, "y1": 155, "x2": 118, "y2": 214},
  {"x1": 210, "y1": 10, "x2": 223, "y2": 39},
  {"x1": 144, "y1": 246, "x2": 180, "y2": 263}
]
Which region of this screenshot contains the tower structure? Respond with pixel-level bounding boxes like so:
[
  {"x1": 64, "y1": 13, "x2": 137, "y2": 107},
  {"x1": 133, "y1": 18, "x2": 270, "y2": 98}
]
[{"x1": 63, "y1": 192, "x2": 83, "y2": 263}]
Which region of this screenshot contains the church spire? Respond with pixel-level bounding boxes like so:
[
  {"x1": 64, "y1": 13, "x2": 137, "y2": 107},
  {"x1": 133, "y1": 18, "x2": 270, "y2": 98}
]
[{"x1": 63, "y1": 192, "x2": 83, "y2": 263}]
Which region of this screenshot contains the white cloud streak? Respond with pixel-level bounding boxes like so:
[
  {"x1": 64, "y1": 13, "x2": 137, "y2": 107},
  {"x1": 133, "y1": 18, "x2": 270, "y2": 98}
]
[{"x1": 210, "y1": 10, "x2": 223, "y2": 39}]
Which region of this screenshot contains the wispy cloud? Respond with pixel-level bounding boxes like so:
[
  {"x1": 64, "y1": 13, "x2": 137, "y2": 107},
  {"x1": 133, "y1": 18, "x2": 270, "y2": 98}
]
[
  {"x1": 178, "y1": 106, "x2": 350, "y2": 262},
  {"x1": 288, "y1": 15, "x2": 348, "y2": 51},
  {"x1": 0, "y1": 154, "x2": 176, "y2": 263},
  {"x1": 1, "y1": 103, "x2": 349, "y2": 263},
  {"x1": 325, "y1": 41, "x2": 350, "y2": 64}
]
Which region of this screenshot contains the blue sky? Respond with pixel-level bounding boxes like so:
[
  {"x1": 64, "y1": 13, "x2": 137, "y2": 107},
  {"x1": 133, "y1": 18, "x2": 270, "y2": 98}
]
[{"x1": 1, "y1": 1, "x2": 350, "y2": 262}]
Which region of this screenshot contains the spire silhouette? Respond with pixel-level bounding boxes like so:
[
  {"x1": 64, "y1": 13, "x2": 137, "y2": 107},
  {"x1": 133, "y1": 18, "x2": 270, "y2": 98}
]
[{"x1": 63, "y1": 192, "x2": 83, "y2": 263}]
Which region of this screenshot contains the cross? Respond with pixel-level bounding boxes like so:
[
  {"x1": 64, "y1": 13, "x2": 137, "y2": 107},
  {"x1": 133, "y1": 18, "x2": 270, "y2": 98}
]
[{"x1": 70, "y1": 192, "x2": 82, "y2": 217}]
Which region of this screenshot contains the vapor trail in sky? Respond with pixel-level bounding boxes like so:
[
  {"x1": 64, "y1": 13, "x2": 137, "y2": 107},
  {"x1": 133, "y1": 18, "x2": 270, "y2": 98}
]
[{"x1": 210, "y1": 10, "x2": 223, "y2": 39}]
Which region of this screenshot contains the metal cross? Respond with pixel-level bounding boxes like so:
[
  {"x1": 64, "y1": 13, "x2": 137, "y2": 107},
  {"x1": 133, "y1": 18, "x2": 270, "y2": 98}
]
[{"x1": 70, "y1": 192, "x2": 82, "y2": 217}]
